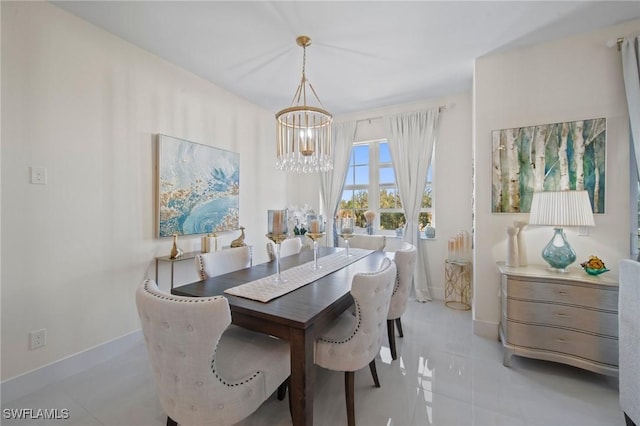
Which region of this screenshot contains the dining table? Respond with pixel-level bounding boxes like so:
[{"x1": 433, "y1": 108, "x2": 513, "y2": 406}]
[{"x1": 171, "y1": 246, "x2": 389, "y2": 426}]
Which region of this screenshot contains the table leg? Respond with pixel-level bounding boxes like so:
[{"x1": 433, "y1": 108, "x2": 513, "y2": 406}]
[
  {"x1": 170, "y1": 262, "x2": 175, "y2": 289},
  {"x1": 289, "y1": 327, "x2": 314, "y2": 426}
]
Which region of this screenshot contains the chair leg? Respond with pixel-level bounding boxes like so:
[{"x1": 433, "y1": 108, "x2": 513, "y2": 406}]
[
  {"x1": 345, "y1": 371, "x2": 356, "y2": 426},
  {"x1": 625, "y1": 412, "x2": 636, "y2": 426},
  {"x1": 395, "y1": 317, "x2": 404, "y2": 338},
  {"x1": 167, "y1": 416, "x2": 177, "y2": 426},
  {"x1": 369, "y1": 359, "x2": 380, "y2": 388},
  {"x1": 387, "y1": 319, "x2": 397, "y2": 360},
  {"x1": 277, "y1": 378, "x2": 289, "y2": 401}
]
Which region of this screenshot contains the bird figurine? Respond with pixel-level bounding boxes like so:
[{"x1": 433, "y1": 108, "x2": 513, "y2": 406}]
[{"x1": 230, "y1": 226, "x2": 247, "y2": 248}]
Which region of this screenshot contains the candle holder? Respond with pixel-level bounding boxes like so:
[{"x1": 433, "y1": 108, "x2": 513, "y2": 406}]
[
  {"x1": 266, "y1": 233, "x2": 289, "y2": 282},
  {"x1": 267, "y1": 209, "x2": 289, "y2": 283},
  {"x1": 306, "y1": 232, "x2": 325, "y2": 270},
  {"x1": 305, "y1": 214, "x2": 325, "y2": 270},
  {"x1": 339, "y1": 217, "x2": 355, "y2": 257}
]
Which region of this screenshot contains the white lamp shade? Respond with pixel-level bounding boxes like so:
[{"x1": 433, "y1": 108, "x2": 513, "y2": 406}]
[{"x1": 529, "y1": 190, "x2": 595, "y2": 227}]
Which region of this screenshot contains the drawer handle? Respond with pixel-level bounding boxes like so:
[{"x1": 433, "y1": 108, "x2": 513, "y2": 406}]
[
  {"x1": 553, "y1": 290, "x2": 569, "y2": 296},
  {"x1": 555, "y1": 338, "x2": 568, "y2": 343},
  {"x1": 554, "y1": 313, "x2": 568, "y2": 318}
]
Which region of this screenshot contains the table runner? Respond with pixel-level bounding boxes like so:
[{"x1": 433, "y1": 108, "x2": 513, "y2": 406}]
[{"x1": 224, "y1": 248, "x2": 374, "y2": 302}]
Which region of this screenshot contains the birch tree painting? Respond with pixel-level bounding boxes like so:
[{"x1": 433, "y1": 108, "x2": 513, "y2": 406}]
[{"x1": 491, "y1": 118, "x2": 606, "y2": 213}]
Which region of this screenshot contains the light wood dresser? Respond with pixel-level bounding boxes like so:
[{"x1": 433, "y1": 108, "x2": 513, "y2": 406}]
[{"x1": 497, "y1": 262, "x2": 619, "y2": 377}]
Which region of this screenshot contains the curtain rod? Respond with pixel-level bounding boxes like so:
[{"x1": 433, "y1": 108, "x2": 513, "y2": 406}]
[
  {"x1": 356, "y1": 104, "x2": 449, "y2": 124},
  {"x1": 607, "y1": 37, "x2": 624, "y2": 51}
]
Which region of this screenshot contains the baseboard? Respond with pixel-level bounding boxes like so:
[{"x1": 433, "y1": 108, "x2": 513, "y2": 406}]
[
  {"x1": 1, "y1": 330, "x2": 143, "y2": 404},
  {"x1": 473, "y1": 318, "x2": 499, "y2": 340}
]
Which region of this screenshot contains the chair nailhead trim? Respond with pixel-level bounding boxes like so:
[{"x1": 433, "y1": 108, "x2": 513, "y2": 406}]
[
  {"x1": 318, "y1": 300, "x2": 362, "y2": 344},
  {"x1": 392, "y1": 272, "x2": 401, "y2": 296},
  {"x1": 196, "y1": 257, "x2": 207, "y2": 280},
  {"x1": 141, "y1": 279, "x2": 262, "y2": 388},
  {"x1": 318, "y1": 261, "x2": 393, "y2": 345},
  {"x1": 210, "y1": 353, "x2": 262, "y2": 388},
  {"x1": 143, "y1": 279, "x2": 222, "y2": 303}
]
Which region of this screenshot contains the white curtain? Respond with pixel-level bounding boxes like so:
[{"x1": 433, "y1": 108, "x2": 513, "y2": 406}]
[
  {"x1": 384, "y1": 109, "x2": 440, "y2": 302},
  {"x1": 622, "y1": 34, "x2": 640, "y2": 182},
  {"x1": 320, "y1": 121, "x2": 357, "y2": 246},
  {"x1": 621, "y1": 33, "x2": 640, "y2": 260}
]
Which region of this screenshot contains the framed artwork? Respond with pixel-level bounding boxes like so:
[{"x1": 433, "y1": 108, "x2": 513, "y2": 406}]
[
  {"x1": 491, "y1": 118, "x2": 606, "y2": 213},
  {"x1": 157, "y1": 134, "x2": 239, "y2": 237}
]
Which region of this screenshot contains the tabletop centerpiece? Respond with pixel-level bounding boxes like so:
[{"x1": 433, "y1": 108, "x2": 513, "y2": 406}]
[
  {"x1": 580, "y1": 255, "x2": 610, "y2": 276},
  {"x1": 266, "y1": 209, "x2": 289, "y2": 283},
  {"x1": 305, "y1": 214, "x2": 325, "y2": 270},
  {"x1": 339, "y1": 217, "x2": 355, "y2": 257}
]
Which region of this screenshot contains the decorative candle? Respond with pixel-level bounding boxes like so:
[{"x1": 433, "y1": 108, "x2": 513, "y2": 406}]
[
  {"x1": 208, "y1": 233, "x2": 218, "y2": 252},
  {"x1": 201, "y1": 236, "x2": 210, "y2": 253},
  {"x1": 448, "y1": 238, "x2": 455, "y2": 260},
  {"x1": 307, "y1": 214, "x2": 323, "y2": 233},
  {"x1": 340, "y1": 217, "x2": 354, "y2": 234},
  {"x1": 268, "y1": 209, "x2": 288, "y2": 235}
]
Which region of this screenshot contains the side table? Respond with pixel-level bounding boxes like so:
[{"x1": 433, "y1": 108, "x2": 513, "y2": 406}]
[
  {"x1": 155, "y1": 251, "x2": 200, "y2": 289},
  {"x1": 155, "y1": 245, "x2": 254, "y2": 289},
  {"x1": 444, "y1": 260, "x2": 472, "y2": 310}
]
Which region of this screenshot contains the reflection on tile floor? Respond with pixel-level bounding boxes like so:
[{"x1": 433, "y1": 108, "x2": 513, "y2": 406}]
[{"x1": 2, "y1": 301, "x2": 623, "y2": 425}]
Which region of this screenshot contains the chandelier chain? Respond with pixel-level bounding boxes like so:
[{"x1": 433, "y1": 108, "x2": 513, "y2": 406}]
[{"x1": 302, "y1": 44, "x2": 306, "y2": 80}]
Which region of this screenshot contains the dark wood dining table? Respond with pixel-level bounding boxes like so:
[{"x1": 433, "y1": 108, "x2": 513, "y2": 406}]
[{"x1": 171, "y1": 246, "x2": 388, "y2": 426}]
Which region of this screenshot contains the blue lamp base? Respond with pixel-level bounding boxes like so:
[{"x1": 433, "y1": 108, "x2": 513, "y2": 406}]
[{"x1": 541, "y1": 228, "x2": 576, "y2": 273}]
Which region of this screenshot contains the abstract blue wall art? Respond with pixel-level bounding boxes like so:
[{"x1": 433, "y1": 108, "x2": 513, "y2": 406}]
[{"x1": 157, "y1": 135, "x2": 239, "y2": 237}]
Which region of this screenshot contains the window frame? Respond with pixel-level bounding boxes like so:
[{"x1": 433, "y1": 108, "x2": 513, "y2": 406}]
[{"x1": 340, "y1": 139, "x2": 434, "y2": 236}]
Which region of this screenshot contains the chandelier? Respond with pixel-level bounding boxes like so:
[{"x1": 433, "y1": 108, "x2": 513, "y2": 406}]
[{"x1": 275, "y1": 36, "x2": 333, "y2": 173}]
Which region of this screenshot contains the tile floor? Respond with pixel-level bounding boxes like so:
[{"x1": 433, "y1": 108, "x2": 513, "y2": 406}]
[{"x1": 2, "y1": 301, "x2": 624, "y2": 426}]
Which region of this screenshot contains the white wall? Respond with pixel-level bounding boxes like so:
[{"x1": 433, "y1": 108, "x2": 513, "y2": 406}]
[
  {"x1": 473, "y1": 19, "x2": 640, "y2": 338},
  {"x1": 1, "y1": 2, "x2": 288, "y2": 380},
  {"x1": 4, "y1": 0, "x2": 637, "y2": 385},
  {"x1": 337, "y1": 92, "x2": 473, "y2": 300}
]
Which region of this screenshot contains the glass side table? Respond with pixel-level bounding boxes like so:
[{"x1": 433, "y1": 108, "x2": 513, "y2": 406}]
[
  {"x1": 444, "y1": 260, "x2": 472, "y2": 310},
  {"x1": 155, "y1": 251, "x2": 201, "y2": 289},
  {"x1": 155, "y1": 246, "x2": 254, "y2": 289}
]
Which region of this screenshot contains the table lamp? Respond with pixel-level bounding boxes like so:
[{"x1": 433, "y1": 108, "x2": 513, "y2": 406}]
[{"x1": 528, "y1": 190, "x2": 595, "y2": 272}]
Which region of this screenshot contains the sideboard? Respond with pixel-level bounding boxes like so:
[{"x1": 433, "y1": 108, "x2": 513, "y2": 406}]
[{"x1": 497, "y1": 262, "x2": 619, "y2": 377}]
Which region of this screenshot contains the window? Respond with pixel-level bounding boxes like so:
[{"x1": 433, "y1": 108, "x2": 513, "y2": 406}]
[{"x1": 339, "y1": 139, "x2": 433, "y2": 234}]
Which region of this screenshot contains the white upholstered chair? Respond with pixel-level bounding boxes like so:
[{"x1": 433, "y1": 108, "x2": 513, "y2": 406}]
[
  {"x1": 619, "y1": 259, "x2": 640, "y2": 426},
  {"x1": 314, "y1": 257, "x2": 397, "y2": 426},
  {"x1": 195, "y1": 246, "x2": 252, "y2": 280},
  {"x1": 136, "y1": 279, "x2": 290, "y2": 426},
  {"x1": 346, "y1": 234, "x2": 386, "y2": 251},
  {"x1": 266, "y1": 237, "x2": 303, "y2": 261},
  {"x1": 387, "y1": 242, "x2": 417, "y2": 360}
]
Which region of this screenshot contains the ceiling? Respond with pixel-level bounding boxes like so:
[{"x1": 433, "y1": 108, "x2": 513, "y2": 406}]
[{"x1": 51, "y1": 1, "x2": 640, "y2": 116}]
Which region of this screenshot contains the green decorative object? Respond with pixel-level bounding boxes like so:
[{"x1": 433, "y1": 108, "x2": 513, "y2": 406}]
[
  {"x1": 584, "y1": 267, "x2": 610, "y2": 276},
  {"x1": 580, "y1": 255, "x2": 609, "y2": 276}
]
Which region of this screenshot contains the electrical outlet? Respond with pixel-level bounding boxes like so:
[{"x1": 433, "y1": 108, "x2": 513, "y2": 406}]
[
  {"x1": 29, "y1": 329, "x2": 47, "y2": 350},
  {"x1": 30, "y1": 167, "x2": 47, "y2": 185}
]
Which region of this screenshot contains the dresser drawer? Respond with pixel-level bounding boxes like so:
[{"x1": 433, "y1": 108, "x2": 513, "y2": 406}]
[
  {"x1": 505, "y1": 299, "x2": 618, "y2": 337},
  {"x1": 505, "y1": 321, "x2": 618, "y2": 366},
  {"x1": 507, "y1": 278, "x2": 617, "y2": 311}
]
